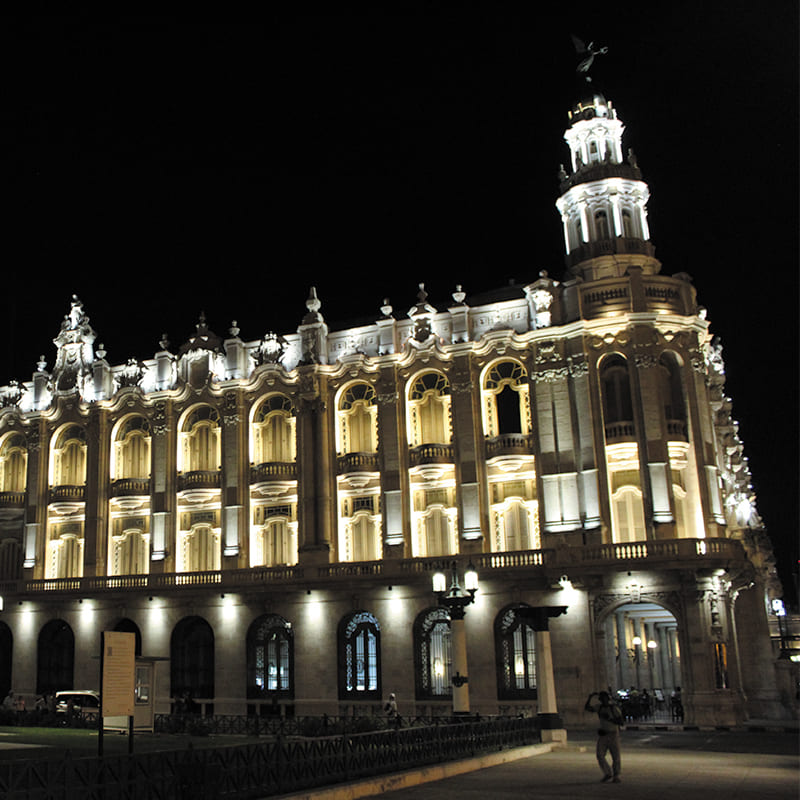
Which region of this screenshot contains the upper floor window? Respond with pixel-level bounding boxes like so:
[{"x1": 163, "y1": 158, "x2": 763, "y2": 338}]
[
  {"x1": 0, "y1": 433, "x2": 27, "y2": 493},
  {"x1": 112, "y1": 417, "x2": 151, "y2": 480},
  {"x1": 252, "y1": 396, "x2": 295, "y2": 464},
  {"x1": 337, "y1": 383, "x2": 377, "y2": 454},
  {"x1": 657, "y1": 354, "x2": 686, "y2": 426},
  {"x1": 338, "y1": 611, "x2": 381, "y2": 700},
  {"x1": 179, "y1": 407, "x2": 220, "y2": 473},
  {"x1": 600, "y1": 355, "x2": 633, "y2": 427},
  {"x1": 407, "y1": 372, "x2": 451, "y2": 447},
  {"x1": 50, "y1": 425, "x2": 86, "y2": 487},
  {"x1": 595, "y1": 209, "x2": 610, "y2": 239},
  {"x1": 482, "y1": 361, "x2": 529, "y2": 437}
]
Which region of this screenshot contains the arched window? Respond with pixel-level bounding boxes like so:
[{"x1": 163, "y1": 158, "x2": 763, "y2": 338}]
[
  {"x1": 418, "y1": 506, "x2": 455, "y2": 558},
  {"x1": 0, "y1": 433, "x2": 27, "y2": 493},
  {"x1": 498, "y1": 499, "x2": 538, "y2": 551},
  {"x1": 51, "y1": 533, "x2": 83, "y2": 579},
  {"x1": 111, "y1": 527, "x2": 149, "y2": 575},
  {"x1": 495, "y1": 605, "x2": 537, "y2": 700},
  {"x1": 51, "y1": 426, "x2": 87, "y2": 487},
  {"x1": 37, "y1": 619, "x2": 74, "y2": 695},
  {"x1": 252, "y1": 396, "x2": 295, "y2": 464},
  {"x1": 657, "y1": 354, "x2": 686, "y2": 428},
  {"x1": 180, "y1": 524, "x2": 220, "y2": 573},
  {"x1": 621, "y1": 208, "x2": 635, "y2": 238},
  {"x1": 600, "y1": 355, "x2": 633, "y2": 428},
  {"x1": 338, "y1": 611, "x2": 381, "y2": 700},
  {"x1": 414, "y1": 608, "x2": 452, "y2": 699},
  {"x1": 246, "y1": 614, "x2": 293, "y2": 699},
  {"x1": 595, "y1": 209, "x2": 610, "y2": 239},
  {"x1": 338, "y1": 383, "x2": 377, "y2": 454},
  {"x1": 113, "y1": 417, "x2": 151, "y2": 480},
  {"x1": 483, "y1": 361, "x2": 529, "y2": 437},
  {"x1": 171, "y1": 616, "x2": 214, "y2": 701},
  {"x1": 258, "y1": 516, "x2": 295, "y2": 567},
  {"x1": 611, "y1": 485, "x2": 646, "y2": 542},
  {"x1": 180, "y1": 407, "x2": 220, "y2": 473},
  {"x1": 407, "y1": 373, "x2": 451, "y2": 447}
]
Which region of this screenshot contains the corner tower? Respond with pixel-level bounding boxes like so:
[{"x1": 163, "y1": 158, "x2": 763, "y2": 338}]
[{"x1": 556, "y1": 88, "x2": 660, "y2": 281}]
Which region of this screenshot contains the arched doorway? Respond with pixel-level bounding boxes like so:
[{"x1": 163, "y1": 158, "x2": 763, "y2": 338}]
[
  {"x1": 37, "y1": 619, "x2": 75, "y2": 695},
  {"x1": 602, "y1": 602, "x2": 682, "y2": 721}
]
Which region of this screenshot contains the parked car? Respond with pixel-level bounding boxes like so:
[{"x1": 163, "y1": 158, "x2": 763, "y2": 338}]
[{"x1": 55, "y1": 690, "x2": 100, "y2": 722}]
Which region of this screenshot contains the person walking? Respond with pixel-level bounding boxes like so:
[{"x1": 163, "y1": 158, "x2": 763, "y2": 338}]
[
  {"x1": 585, "y1": 690, "x2": 624, "y2": 783},
  {"x1": 384, "y1": 692, "x2": 399, "y2": 727}
]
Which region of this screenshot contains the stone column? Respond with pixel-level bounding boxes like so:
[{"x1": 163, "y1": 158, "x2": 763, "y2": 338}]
[
  {"x1": 150, "y1": 400, "x2": 177, "y2": 573},
  {"x1": 24, "y1": 420, "x2": 49, "y2": 578},
  {"x1": 83, "y1": 406, "x2": 111, "y2": 576},
  {"x1": 221, "y1": 390, "x2": 248, "y2": 568},
  {"x1": 376, "y1": 370, "x2": 407, "y2": 558},
  {"x1": 519, "y1": 605, "x2": 568, "y2": 743}
]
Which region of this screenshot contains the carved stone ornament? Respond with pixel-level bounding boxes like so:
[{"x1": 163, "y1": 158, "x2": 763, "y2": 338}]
[
  {"x1": 533, "y1": 366, "x2": 570, "y2": 384},
  {"x1": 118, "y1": 358, "x2": 144, "y2": 389},
  {"x1": 257, "y1": 331, "x2": 289, "y2": 366}
]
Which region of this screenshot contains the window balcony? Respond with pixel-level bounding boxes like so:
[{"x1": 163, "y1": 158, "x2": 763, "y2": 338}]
[
  {"x1": 177, "y1": 470, "x2": 221, "y2": 492},
  {"x1": 49, "y1": 485, "x2": 85, "y2": 502},
  {"x1": 666, "y1": 420, "x2": 688, "y2": 442},
  {"x1": 110, "y1": 478, "x2": 152, "y2": 498},
  {"x1": 337, "y1": 452, "x2": 380, "y2": 474},
  {"x1": 0, "y1": 491, "x2": 25, "y2": 509},
  {"x1": 485, "y1": 433, "x2": 533, "y2": 459},
  {"x1": 409, "y1": 444, "x2": 454, "y2": 467},
  {"x1": 250, "y1": 463, "x2": 297, "y2": 483},
  {"x1": 604, "y1": 421, "x2": 637, "y2": 443}
]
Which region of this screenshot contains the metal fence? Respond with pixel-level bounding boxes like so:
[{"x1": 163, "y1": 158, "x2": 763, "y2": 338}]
[{"x1": 0, "y1": 715, "x2": 541, "y2": 799}]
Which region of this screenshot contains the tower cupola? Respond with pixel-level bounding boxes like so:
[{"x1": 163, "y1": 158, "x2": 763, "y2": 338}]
[{"x1": 556, "y1": 79, "x2": 660, "y2": 281}]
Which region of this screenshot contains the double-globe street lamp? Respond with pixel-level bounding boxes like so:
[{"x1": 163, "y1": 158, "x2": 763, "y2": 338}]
[{"x1": 432, "y1": 561, "x2": 478, "y2": 715}]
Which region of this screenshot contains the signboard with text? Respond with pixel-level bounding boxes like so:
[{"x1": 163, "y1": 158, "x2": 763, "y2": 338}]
[{"x1": 101, "y1": 631, "x2": 135, "y2": 718}]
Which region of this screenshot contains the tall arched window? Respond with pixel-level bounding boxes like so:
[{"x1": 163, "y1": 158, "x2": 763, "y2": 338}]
[
  {"x1": 247, "y1": 614, "x2": 293, "y2": 699},
  {"x1": 611, "y1": 485, "x2": 646, "y2": 542},
  {"x1": 171, "y1": 616, "x2": 214, "y2": 701},
  {"x1": 258, "y1": 516, "x2": 295, "y2": 566},
  {"x1": 51, "y1": 426, "x2": 87, "y2": 487},
  {"x1": 337, "y1": 383, "x2": 377, "y2": 454},
  {"x1": 595, "y1": 209, "x2": 610, "y2": 239},
  {"x1": 495, "y1": 605, "x2": 537, "y2": 701},
  {"x1": 252, "y1": 396, "x2": 295, "y2": 464},
  {"x1": 338, "y1": 611, "x2": 381, "y2": 700},
  {"x1": 0, "y1": 433, "x2": 27, "y2": 494},
  {"x1": 418, "y1": 505, "x2": 455, "y2": 557},
  {"x1": 181, "y1": 524, "x2": 220, "y2": 573},
  {"x1": 600, "y1": 355, "x2": 633, "y2": 428},
  {"x1": 657, "y1": 354, "x2": 687, "y2": 430},
  {"x1": 498, "y1": 498, "x2": 538, "y2": 551},
  {"x1": 414, "y1": 607, "x2": 452, "y2": 700},
  {"x1": 111, "y1": 527, "x2": 149, "y2": 575},
  {"x1": 407, "y1": 373, "x2": 451, "y2": 447},
  {"x1": 113, "y1": 417, "x2": 151, "y2": 480},
  {"x1": 37, "y1": 619, "x2": 74, "y2": 695},
  {"x1": 180, "y1": 407, "x2": 221, "y2": 473},
  {"x1": 483, "y1": 361, "x2": 529, "y2": 437}
]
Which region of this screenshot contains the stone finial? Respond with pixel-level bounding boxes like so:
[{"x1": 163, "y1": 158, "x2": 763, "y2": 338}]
[
  {"x1": 452, "y1": 285, "x2": 466, "y2": 305},
  {"x1": 380, "y1": 298, "x2": 393, "y2": 317}
]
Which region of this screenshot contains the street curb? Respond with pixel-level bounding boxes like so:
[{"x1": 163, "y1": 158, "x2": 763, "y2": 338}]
[{"x1": 271, "y1": 742, "x2": 555, "y2": 800}]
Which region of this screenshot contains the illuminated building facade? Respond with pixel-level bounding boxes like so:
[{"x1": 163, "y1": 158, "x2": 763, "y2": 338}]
[{"x1": 0, "y1": 86, "x2": 791, "y2": 728}]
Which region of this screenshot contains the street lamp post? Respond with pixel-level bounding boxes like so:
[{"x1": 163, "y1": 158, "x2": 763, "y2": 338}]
[{"x1": 433, "y1": 561, "x2": 478, "y2": 715}]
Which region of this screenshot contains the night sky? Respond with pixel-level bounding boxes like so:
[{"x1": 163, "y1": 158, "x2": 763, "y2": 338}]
[{"x1": 0, "y1": 10, "x2": 796, "y2": 600}]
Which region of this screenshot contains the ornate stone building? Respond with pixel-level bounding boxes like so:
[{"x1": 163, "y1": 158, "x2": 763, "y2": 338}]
[{"x1": 0, "y1": 84, "x2": 789, "y2": 728}]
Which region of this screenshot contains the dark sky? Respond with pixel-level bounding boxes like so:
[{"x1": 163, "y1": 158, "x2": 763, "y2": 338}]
[{"x1": 0, "y1": 10, "x2": 796, "y2": 599}]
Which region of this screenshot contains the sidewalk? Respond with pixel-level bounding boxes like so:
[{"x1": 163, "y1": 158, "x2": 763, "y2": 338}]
[{"x1": 274, "y1": 727, "x2": 799, "y2": 800}]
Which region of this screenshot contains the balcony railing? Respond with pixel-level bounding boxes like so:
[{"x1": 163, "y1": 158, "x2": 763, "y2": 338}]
[
  {"x1": 337, "y1": 452, "x2": 380, "y2": 473},
  {"x1": 9, "y1": 538, "x2": 745, "y2": 598},
  {"x1": 177, "y1": 470, "x2": 221, "y2": 492},
  {"x1": 666, "y1": 419, "x2": 688, "y2": 441},
  {"x1": 110, "y1": 477, "x2": 151, "y2": 498},
  {"x1": 485, "y1": 433, "x2": 534, "y2": 459},
  {"x1": 604, "y1": 421, "x2": 636, "y2": 443},
  {"x1": 409, "y1": 443, "x2": 454, "y2": 467},
  {"x1": 48, "y1": 485, "x2": 85, "y2": 503},
  {"x1": 250, "y1": 462, "x2": 297, "y2": 483},
  {"x1": 0, "y1": 491, "x2": 25, "y2": 509}
]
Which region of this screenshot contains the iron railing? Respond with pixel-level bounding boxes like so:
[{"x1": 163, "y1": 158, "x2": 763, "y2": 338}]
[{"x1": 0, "y1": 715, "x2": 541, "y2": 800}]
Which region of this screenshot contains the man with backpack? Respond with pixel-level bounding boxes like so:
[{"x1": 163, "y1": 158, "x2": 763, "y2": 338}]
[{"x1": 585, "y1": 690, "x2": 624, "y2": 783}]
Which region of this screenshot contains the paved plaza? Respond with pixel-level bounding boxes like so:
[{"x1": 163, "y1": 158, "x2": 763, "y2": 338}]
[{"x1": 276, "y1": 728, "x2": 799, "y2": 800}]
